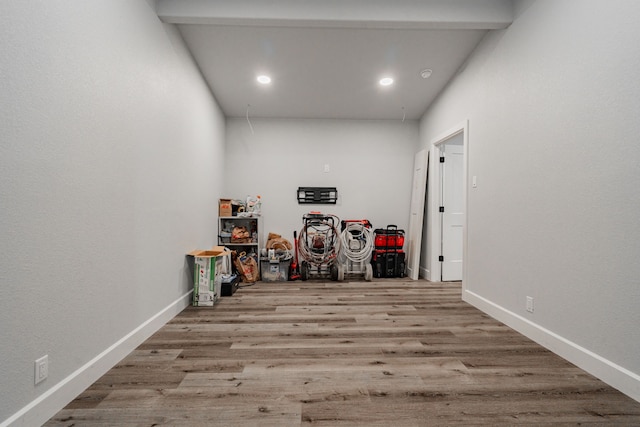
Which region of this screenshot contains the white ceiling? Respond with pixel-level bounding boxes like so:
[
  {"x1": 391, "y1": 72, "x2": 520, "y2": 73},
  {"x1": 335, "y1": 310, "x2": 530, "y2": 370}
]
[{"x1": 157, "y1": 0, "x2": 513, "y2": 120}]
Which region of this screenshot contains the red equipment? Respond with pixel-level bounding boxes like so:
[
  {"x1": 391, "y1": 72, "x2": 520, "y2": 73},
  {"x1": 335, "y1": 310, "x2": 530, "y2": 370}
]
[{"x1": 289, "y1": 230, "x2": 301, "y2": 280}]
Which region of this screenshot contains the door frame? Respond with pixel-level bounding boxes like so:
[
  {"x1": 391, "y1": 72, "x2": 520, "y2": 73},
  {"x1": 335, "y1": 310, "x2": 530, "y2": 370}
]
[{"x1": 426, "y1": 120, "x2": 468, "y2": 284}]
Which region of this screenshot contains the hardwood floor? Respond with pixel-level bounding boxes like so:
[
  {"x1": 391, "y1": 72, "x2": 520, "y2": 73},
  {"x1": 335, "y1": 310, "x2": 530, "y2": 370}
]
[{"x1": 46, "y1": 279, "x2": 640, "y2": 426}]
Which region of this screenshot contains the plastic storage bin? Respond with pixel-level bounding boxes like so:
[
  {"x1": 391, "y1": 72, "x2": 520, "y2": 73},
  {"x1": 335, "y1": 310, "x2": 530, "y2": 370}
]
[{"x1": 260, "y1": 258, "x2": 291, "y2": 281}]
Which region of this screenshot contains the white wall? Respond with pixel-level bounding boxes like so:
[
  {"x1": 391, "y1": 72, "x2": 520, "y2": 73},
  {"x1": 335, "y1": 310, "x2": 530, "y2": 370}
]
[
  {"x1": 225, "y1": 118, "x2": 419, "y2": 240},
  {"x1": 0, "y1": 1, "x2": 225, "y2": 425},
  {"x1": 420, "y1": 0, "x2": 640, "y2": 400}
]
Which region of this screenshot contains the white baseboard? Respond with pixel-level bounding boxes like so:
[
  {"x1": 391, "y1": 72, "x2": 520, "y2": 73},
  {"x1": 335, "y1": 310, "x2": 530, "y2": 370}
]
[
  {"x1": 419, "y1": 266, "x2": 430, "y2": 280},
  {"x1": 2, "y1": 291, "x2": 192, "y2": 427},
  {"x1": 463, "y1": 289, "x2": 640, "y2": 403}
]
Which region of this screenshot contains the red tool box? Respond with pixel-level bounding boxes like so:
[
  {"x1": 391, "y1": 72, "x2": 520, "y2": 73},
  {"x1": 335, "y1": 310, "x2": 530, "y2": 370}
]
[
  {"x1": 372, "y1": 225, "x2": 406, "y2": 278},
  {"x1": 373, "y1": 229, "x2": 405, "y2": 249}
]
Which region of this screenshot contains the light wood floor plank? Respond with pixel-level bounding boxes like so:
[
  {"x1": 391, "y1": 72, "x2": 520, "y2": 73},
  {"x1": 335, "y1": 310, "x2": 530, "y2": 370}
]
[{"x1": 45, "y1": 279, "x2": 640, "y2": 426}]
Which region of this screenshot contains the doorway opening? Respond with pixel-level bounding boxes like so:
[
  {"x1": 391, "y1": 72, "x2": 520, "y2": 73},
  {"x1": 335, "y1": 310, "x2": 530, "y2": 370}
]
[{"x1": 426, "y1": 121, "x2": 468, "y2": 283}]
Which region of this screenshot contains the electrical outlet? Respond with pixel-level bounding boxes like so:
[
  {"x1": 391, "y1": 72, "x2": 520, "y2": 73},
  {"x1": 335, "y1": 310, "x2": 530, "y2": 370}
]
[
  {"x1": 35, "y1": 355, "x2": 48, "y2": 385},
  {"x1": 526, "y1": 296, "x2": 534, "y2": 313}
]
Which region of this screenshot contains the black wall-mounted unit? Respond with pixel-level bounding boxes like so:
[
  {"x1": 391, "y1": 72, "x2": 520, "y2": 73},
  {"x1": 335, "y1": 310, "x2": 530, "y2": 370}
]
[{"x1": 297, "y1": 187, "x2": 338, "y2": 204}]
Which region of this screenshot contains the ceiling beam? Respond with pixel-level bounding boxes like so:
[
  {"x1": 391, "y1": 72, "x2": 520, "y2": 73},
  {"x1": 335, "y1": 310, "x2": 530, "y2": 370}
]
[{"x1": 157, "y1": 0, "x2": 513, "y2": 30}]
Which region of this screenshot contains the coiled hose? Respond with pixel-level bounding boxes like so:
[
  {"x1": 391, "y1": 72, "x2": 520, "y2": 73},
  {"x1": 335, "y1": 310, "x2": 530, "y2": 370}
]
[
  {"x1": 298, "y1": 215, "x2": 342, "y2": 267},
  {"x1": 340, "y1": 222, "x2": 374, "y2": 263}
]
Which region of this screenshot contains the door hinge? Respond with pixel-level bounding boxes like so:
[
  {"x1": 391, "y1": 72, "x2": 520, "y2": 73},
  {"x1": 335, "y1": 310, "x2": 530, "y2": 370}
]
[
  {"x1": 439, "y1": 255, "x2": 444, "y2": 262},
  {"x1": 439, "y1": 206, "x2": 445, "y2": 213},
  {"x1": 440, "y1": 156, "x2": 445, "y2": 163}
]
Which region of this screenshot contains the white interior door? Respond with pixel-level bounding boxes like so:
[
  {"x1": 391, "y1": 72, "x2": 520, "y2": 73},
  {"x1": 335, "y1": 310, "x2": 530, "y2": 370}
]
[
  {"x1": 406, "y1": 149, "x2": 428, "y2": 280},
  {"x1": 441, "y1": 137, "x2": 464, "y2": 281}
]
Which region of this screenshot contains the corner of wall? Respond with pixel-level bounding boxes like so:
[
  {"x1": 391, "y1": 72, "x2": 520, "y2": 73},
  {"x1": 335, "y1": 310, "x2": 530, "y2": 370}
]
[
  {"x1": 2, "y1": 292, "x2": 191, "y2": 427},
  {"x1": 462, "y1": 289, "x2": 640, "y2": 403}
]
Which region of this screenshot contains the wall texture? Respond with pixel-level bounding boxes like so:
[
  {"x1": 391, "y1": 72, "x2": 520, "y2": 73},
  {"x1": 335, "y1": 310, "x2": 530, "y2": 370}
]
[
  {"x1": 225, "y1": 118, "x2": 419, "y2": 241},
  {"x1": 0, "y1": 1, "x2": 225, "y2": 424},
  {"x1": 420, "y1": 0, "x2": 640, "y2": 400}
]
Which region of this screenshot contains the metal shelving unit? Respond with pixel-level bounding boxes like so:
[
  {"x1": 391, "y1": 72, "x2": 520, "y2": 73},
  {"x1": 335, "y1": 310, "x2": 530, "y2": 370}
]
[{"x1": 218, "y1": 216, "x2": 263, "y2": 275}]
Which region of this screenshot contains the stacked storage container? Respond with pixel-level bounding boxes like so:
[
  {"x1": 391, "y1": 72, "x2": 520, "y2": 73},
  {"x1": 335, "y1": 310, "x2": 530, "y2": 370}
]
[{"x1": 371, "y1": 225, "x2": 406, "y2": 278}]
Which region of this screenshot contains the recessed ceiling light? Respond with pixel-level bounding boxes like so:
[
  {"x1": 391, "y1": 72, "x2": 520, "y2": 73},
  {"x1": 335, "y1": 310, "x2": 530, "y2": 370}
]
[
  {"x1": 257, "y1": 75, "x2": 271, "y2": 84},
  {"x1": 379, "y1": 77, "x2": 394, "y2": 86},
  {"x1": 420, "y1": 69, "x2": 433, "y2": 79}
]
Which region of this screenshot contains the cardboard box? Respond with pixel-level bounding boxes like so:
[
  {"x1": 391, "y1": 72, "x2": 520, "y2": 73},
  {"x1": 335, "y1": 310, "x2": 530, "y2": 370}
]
[
  {"x1": 188, "y1": 247, "x2": 231, "y2": 306},
  {"x1": 219, "y1": 199, "x2": 232, "y2": 217},
  {"x1": 260, "y1": 258, "x2": 291, "y2": 282}
]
